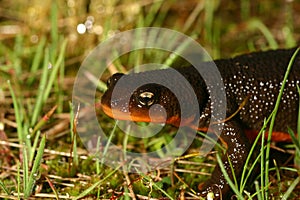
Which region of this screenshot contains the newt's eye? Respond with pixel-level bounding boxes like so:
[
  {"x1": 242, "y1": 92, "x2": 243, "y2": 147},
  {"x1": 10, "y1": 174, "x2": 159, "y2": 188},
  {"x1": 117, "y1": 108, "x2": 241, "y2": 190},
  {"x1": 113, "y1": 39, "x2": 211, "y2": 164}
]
[{"x1": 138, "y1": 91, "x2": 155, "y2": 106}]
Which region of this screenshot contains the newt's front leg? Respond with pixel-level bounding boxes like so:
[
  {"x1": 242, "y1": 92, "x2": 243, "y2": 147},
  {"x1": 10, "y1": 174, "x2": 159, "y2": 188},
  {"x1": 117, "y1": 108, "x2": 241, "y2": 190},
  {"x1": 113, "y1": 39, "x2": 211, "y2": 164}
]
[{"x1": 199, "y1": 121, "x2": 250, "y2": 198}]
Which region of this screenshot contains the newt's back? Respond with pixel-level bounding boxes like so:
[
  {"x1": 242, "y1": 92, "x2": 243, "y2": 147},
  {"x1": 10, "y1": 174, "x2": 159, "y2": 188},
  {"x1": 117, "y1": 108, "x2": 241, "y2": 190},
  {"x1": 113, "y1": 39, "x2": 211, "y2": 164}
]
[{"x1": 214, "y1": 48, "x2": 300, "y2": 139}]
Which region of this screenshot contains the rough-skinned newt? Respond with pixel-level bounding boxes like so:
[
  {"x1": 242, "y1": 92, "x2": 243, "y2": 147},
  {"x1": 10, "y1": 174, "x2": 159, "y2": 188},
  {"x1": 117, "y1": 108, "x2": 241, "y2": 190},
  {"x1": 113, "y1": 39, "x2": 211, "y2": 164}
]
[{"x1": 100, "y1": 48, "x2": 300, "y2": 198}]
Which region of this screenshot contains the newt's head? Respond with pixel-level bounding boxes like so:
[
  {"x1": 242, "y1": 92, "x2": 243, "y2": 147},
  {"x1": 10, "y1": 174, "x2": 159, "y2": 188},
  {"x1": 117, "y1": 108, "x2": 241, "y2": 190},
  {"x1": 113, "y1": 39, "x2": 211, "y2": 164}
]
[{"x1": 101, "y1": 70, "x2": 202, "y2": 127}]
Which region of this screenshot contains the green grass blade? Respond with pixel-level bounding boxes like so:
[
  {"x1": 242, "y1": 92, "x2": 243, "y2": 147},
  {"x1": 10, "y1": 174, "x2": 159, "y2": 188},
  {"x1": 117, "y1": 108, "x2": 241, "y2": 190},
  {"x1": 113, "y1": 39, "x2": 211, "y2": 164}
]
[
  {"x1": 241, "y1": 0, "x2": 250, "y2": 20},
  {"x1": 183, "y1": 1, "x2": 204, "y2": 32},
  {"x1": 24, "y1": 135, "x2": 46, "y2": 198},
  {"x1": 216, "y1": 154, "x2": 244, "y2": 200},
  {"x1": 241, "y1": 148, "x2": 264, "y2": 194},
  {"x1": 23, "y1": 144, "x2": 29, "y2": 194},
  {"x1": 240, "y1": 118, "x2": 267, "y2": 192},
  {"x1": 144, "y1": 0, "x2": 165, "y2": 27},
  {"x1": 31, "y1": 48, "x2": 50, "y2": 126},
  {"x1": 162, "y1": 34, "x2": 197, "y2": 68},
  {"x1": 27, "y1": 36, "x2": 46, "y2": 85},
  {"x1": 50, "y1": 0, "x2": 59, "y2": 62},
  {"x1": 248, "y1": 19, "x2": 278, "y2": 49},
  {"x1": 30, "y1": 130, "x2": 41, "y2": 164},
  {"x1": 254, "y1": 180, "x2": 262, "y2": 200},
  {"x1": 13, "y1": 34, "x2": 23, "y2": 76},
  {"x1": 265, "y1": 47, "x2": 300, "y2": 198},
  {"x1": 297, "y1": 85, "x2": 300, "y2": 140},
  {"x1": 140, "y1": 173, "x2": 175, "y2": 200},
  {"x1": 122, "y1": 125, "x2": 130, "y2": 163},
  {"x1": 83, "y1": 70, "x2": 107, "y2": 93},
  {"x1": 70, "y1": 102, "x2": 78, "y2": 172},
  {"x1": 43, "y1": 39, "x2": 68, "y2": 103},
  {"x1": 294, "y1": 85, "x2": 300, "y2": 169},
  {"x1": 281, "y1": 176, "x2": 300, "y2": 200},
  {"x1": 152, "y1": 1, "x2": 171, "y2": 27},
  {"x1": 204, "y1": 0, "x2": 215, "y2": 45},
  {"x1": 0, "y1": 179, "x2": 9, "y2": 195},
  {"x1": 8, "y1": 80, "x2": 23, "y2": 142},
  {"x1": 17, "y1": 161, "x2": 21, "y2": 199},
  {"x1": 273, "y1": 160, "x2": 282, "y2": 193},
  {"x1": 101, "y1": 121, "x2": 118, "y2": 166},
  {"x1": 96, "y1": 136, "x2": 101, "y2": 175},
  {"x1": 287, "y1": 127, "x2": 300, "y2": 151},
  {"x1": 260, "y1": 128, "x2": 266, "y2": 200},
  {"x1": 74, "y1": 165, "x2": 122, "y2": 200},
  {"x1": 57, "y1": 46, "x2": 65, "y2": 113}
]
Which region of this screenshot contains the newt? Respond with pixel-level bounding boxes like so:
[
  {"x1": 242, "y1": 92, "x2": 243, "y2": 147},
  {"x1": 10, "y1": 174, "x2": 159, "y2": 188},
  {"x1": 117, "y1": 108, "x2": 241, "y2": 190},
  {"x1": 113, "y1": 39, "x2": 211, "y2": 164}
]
[{"x1": 100, "y1": 47, "x2": 300, "y2": 198}]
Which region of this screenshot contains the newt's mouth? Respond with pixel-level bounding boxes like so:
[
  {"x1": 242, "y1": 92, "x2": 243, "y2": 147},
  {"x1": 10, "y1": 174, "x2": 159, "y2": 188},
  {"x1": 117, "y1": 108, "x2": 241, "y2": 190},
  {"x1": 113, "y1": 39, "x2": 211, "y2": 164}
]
[
  {"x1": 100, "y1": 102, "x2": 198, "y2": 128},
  {"x1": 100, "y1": 102, "x2": 167, "y2": 123}
]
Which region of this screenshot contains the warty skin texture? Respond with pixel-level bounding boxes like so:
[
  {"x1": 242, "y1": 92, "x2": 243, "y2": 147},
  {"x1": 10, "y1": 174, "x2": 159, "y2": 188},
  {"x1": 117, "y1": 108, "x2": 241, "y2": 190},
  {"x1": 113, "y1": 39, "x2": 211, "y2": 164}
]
[{"x1": 101, "y1": 47, "x2": 300, "y2": 198}]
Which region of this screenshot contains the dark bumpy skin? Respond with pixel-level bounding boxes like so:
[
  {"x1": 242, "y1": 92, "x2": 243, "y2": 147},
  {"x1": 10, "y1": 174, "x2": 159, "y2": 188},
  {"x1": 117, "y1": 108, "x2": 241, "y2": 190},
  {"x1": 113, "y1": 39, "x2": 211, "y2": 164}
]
[{"x1": 101, "y1": 48, "x2": 300, "y2": 198}]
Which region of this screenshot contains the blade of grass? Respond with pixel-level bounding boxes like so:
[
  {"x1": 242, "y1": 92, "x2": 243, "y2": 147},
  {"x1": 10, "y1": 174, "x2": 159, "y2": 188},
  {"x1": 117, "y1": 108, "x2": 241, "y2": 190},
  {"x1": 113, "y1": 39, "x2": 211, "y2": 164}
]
[
  {"x1": 24, "y1": 135, "x2": 46, "y2": 198},
  {"x1": 8, "y1": 80, "x2": 23, "y2": 142},
  {"x1": 101, "y1": 121, "x2": 118, "y2": 166},
  {"x1": 140, "y1": 173, "x2": 175, "y2": 200},
  {"x1": 152, "y1": 1, "x2": 172, "y2": 27},
  {"x1": 27, "y1": 36, "x2": 46, "y2": 85},
  {"x1": 287, "y1": 128, "x2": 300, "y2": 152},
  {"x1": 294, "y1": 85, "x2": 300, "y2": 169},
  {"x1": 56, "y1": 36, "x2": 65, "y2": 113},
  {"x1": 17, "y1": 161, "x2": 21, "y2": 199},
  {"x1": 240, "y1": 118, "x2": 268, "y2": 192},
  {"x1": 162, "y1": 34, "x2": 197, "y2": 69},
  {"x1": 110, "y1": 50, "x2": 127, "y2": 73},
  {"x1": 297, "y1": 84, "x2": 300, "y2": 141},
  {"x1": 183, "y1": 1, "x2": 204, "y2": 32},
  {"x1": 0, "y1": 180, "x2": 9, "y2": 195},
  {"x1": 241, "y1": 0, "x2": 250, "y2": 20},
  {"x1": 101, "y1": 18, "x2": 112, "y2": 41},
  {"x1": 197, "y1": 131, "x2": 225, "y2": 152},
  {"x1": 248, "y1": 19, "x2": 278, "y2": 49},
  {"x1": 30, "y1": 130, "x2": 41, "y2": 164},
  {"x1": 215, "y1": 154, "x2": 244, "y2": 200},
  {"x1": 22, "y1": 143, "x2": 29, "y2": 192},
  {"x1": 260, "y1": 127, "x2": 267, "y2": 200},
  {"x1": 12, "y1": 34, "x2": 23, "y2": 76},
  {"x1": 241, "y1": 147, "x2": 264, "y2": 195},
  {"x1": 204, "y1": 0, "x2": 215, "y2": 45},
  {"x1": 240, "y1": 115, "x2": 278, "y2": 196},
  {"x1": 128, "y1": 26, "x2": 144, "y2": 72},
  {"x1": 69, "y1": 102, "x2": 78, "y2": 175},
  {"x1": 30, "y1": 47, "x2": 50, "y2": 126},
  {"x1": 227, "y1": 155, "x2": 238, "y2": 190},
  {"x1": 123, "y1": 124, "x2": 131, "y2": 163},
  {"x1": 96, "y1": 136, "x2": 101, "y2": 175},
  {"x1": 144, "y1": 0, "x2": 165, "y2": 27},
  {"x1": 50, "y1": 0, "x2": 58, "y2": 62},
  {"x1": 284, "y1": 1, "x2": 296, "y2": 47},
  {"x1": 83, "y1": 70, "x2": 107, "y2": 92},
  {"x1": 43, "y1": 39, "x2": 68, "y2": 103},
  {"x1": 74, "y1": 165, "x2": 122, "y2": 200},
  {"x1": 254, "y1": 180, "x2": 262, "y2": 200},
  {"x1": 265, "y1": 47, "x2": 300, "y2": 198},
  {"x1": 281, "y1": 176, "x2": 300, "y2": 200},
  {"x1": 100, "y1": 1, "x2": 118, "y2": 40},
  {"x1": 273, "y1": 160, "x2": 282, "y2": 193},
  {"x1": 124, "y1": 186, "x2": 130, "y2": 200}
]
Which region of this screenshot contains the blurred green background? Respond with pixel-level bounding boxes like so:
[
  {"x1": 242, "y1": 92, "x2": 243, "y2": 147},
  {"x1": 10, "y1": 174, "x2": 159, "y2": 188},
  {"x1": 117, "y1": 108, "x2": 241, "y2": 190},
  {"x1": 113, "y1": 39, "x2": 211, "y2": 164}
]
[{"x1": 0, "y1": 0, "x2": 299, "y2": 199}]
